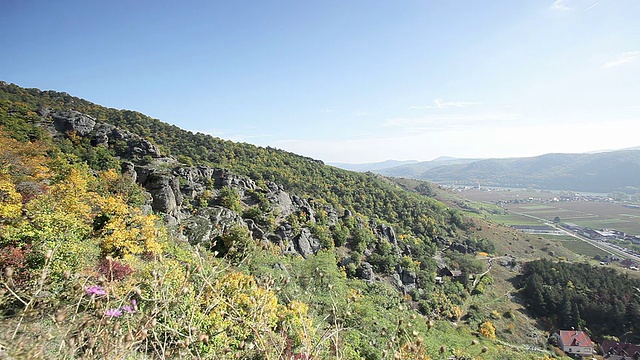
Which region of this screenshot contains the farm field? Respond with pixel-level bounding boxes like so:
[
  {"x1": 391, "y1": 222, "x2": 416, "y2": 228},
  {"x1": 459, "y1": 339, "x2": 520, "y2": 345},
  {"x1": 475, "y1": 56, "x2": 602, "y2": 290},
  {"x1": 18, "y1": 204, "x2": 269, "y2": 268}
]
[
  {"x1": 538, "y1": 234, "x2": 610, "y2": 259},
  {"x1": 460, "y1": 189, "x2": 640, "y2": 235}
]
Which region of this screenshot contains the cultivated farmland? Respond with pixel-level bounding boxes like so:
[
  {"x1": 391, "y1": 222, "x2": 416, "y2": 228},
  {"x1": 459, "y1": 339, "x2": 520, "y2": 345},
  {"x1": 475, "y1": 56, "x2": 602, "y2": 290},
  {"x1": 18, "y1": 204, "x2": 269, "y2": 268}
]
[{"x1": 460, "y1": 188, "x2": 640, "y2": 235}]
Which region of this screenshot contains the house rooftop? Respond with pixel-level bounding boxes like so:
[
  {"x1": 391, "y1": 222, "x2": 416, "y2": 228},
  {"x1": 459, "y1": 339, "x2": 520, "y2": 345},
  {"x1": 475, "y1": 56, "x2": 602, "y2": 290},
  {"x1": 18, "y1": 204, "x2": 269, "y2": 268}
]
[
  {"x1": 601, "y1": 340, "x2": 640, "y2": 358},
  {"x1": 558, "y1": 330, "x2": 593, "y2": 348}
]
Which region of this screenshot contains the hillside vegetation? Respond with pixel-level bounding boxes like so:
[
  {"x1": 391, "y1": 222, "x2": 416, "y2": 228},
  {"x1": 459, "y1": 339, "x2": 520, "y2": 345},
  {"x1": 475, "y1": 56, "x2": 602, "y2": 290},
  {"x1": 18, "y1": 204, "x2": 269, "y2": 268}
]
[
  {"x1": 518, "y1": 259, "x2": 640, "y2": 343},
  {"x1": 0, "y1": 82, "x2": 562, "y2": 359}
]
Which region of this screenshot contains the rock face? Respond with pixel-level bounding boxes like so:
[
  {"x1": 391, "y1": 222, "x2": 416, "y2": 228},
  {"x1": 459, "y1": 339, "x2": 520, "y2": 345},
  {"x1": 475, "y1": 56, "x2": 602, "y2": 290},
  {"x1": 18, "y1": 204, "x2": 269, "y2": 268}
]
[
  {"x1": 292, "y1": 228, "x2": 321, "y2": 258},
  {"x1": 136, "y1": 168, "x2": 183, "y2": 217},
  {"x1": 52, "y1": 111, "x2": 96, "y2": 136},
  {"x1": 48, "y1": 110, "x2": 162, "y2": 158},
  {"x1": 373, "y1": 223, "x2": 397, "y2": 245},
  {"x1": 182, "y1": 206, "x2": 248, "y2": 248},
  {"x1": 359, "y1": 261, "x2": 375, "y2": 282},
  {"x1": 45, "y1": 112, "x2": 411, "y2": 268}
]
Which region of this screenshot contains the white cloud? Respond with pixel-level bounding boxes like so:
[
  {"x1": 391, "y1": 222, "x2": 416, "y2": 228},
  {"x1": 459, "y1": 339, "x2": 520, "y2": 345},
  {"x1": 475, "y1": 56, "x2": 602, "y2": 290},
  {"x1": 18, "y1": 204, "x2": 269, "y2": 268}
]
[
  {"x1": 603, "y1": 51, "x2": 640, "y2": 69},
  {"x1": 409, "y1": 98, "x2": 480, "y2": 110},
  {"x1": 550, "y1": 0, "x2": 571, "y2": 10}
]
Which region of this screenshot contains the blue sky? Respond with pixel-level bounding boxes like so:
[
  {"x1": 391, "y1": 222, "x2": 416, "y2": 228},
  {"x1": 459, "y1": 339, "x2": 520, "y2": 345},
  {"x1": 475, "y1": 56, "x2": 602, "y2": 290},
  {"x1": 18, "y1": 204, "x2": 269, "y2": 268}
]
[{"x1": 2, "y1": 0, "x2": 639, "y2": 163}]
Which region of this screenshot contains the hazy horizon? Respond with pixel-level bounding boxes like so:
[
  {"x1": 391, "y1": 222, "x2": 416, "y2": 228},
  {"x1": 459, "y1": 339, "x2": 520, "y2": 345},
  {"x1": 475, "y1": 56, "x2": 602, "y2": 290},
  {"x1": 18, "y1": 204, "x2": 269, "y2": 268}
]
[{"x1": 2, "y1": 1, "x2": 639, "y2": 163}]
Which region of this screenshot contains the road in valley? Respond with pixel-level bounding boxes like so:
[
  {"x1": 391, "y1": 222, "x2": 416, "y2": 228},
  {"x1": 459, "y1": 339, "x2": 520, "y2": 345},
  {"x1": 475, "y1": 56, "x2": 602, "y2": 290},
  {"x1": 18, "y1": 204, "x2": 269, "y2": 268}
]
[{"x1": 510, "y1": 211, "x2": 640, "y2": 263}]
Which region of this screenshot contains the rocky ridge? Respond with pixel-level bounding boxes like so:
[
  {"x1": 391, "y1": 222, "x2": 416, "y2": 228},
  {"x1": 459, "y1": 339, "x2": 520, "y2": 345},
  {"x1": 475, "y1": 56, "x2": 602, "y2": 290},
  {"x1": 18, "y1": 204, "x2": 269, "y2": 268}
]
[{"x1": 44, "y1": 110, "x2": 419, "y2": 292}]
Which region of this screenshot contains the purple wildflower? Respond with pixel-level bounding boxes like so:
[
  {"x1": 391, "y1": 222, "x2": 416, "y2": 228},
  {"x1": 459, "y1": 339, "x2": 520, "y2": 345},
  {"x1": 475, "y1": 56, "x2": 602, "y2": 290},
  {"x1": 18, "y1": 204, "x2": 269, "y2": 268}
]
[
  {"x1": 122, "y1": 299, "x2": 138, "y2": 314},
  {"x1": 85, "y1": 285, "x2": 106, "y2": 297},
  {"x1": 104, "y1": 308, "x2": 123, "y2": 317}
]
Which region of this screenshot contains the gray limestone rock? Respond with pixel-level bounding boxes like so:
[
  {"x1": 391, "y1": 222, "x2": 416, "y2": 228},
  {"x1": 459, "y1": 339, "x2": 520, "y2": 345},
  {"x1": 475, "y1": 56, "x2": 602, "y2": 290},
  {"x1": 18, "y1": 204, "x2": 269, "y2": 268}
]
[
  {"x1": 182, "y1": 206, "x2": 247, "y2": 247},
  {"x1": 359, "y1": 261, "x2": 375, "y2": 281},
  {"x1": 52, "y1": 111, "x2": 96, "y2": 136},
  {"x1": 141, "y1": 171, "x2": 183, "y2": 216},
  {"x1": 121, "y1": 161, "x2": 137, "y2": 183},
  {"x1": 293, "y1": 228, "x2": 321, "y2": 258}
]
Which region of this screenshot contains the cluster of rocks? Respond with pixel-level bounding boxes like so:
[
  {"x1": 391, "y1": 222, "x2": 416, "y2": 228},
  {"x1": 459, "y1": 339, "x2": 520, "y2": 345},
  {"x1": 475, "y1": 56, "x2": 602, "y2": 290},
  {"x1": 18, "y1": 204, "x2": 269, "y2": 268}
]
[
  {"x1": 46, "y1": 110, "x2": 410, "y2": 285},
  {"x1": 49, "y1": 110, "x2": 162, "y2": 158}
]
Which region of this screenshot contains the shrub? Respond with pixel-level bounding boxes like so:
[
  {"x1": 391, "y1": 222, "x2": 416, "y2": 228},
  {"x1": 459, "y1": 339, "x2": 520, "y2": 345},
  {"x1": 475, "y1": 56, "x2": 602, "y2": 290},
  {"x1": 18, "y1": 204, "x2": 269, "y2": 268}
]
[
  {"x1": 97, "y1": 258, "x2": 134, "y2": 281},
  {"x1": 479, "y1": 321, "x2": 496, "y2": 339},
  {"x1": 0, "y1": 245, "x2": 32, "y2": 286}
]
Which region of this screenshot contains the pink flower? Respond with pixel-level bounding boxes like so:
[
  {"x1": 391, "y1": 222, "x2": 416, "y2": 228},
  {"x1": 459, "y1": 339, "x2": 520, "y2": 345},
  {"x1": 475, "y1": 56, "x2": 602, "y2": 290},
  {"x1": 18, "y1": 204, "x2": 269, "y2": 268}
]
[
  {"x1": 85, "y1": 285, "x2": 106, "y2": 297},
  {"x1": 122, "y1": 299, "x2": 137, "y2": 313},
  {"x1": 104, "y1": 308, "x2": 123, "y2": 317}
]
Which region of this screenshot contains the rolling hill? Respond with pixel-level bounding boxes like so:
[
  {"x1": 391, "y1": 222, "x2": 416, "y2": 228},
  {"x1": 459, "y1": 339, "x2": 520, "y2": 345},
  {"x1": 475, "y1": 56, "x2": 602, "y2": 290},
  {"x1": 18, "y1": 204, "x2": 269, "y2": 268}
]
[{"x1": 372, "y1": 152, "x2": 640, "y2": 194}]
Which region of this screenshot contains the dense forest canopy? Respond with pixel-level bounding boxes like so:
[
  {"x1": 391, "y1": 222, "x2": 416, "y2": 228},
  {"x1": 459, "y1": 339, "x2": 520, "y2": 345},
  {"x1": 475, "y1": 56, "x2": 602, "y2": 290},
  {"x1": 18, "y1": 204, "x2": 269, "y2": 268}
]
[{"x1": 518, "y1": 259, "x2": 640, "y2": 343}]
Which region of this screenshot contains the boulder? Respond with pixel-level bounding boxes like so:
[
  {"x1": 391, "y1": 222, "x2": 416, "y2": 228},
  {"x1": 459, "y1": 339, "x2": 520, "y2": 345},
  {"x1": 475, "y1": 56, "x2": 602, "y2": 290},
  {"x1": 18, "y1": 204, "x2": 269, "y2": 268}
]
[
  {"x1": 121, "y1": 161, "x2": 137, "y2": 183},
  {"x1": 359, "y1": 261, "x2": 375, "y2": 281},
  {"x1": 292, "y1": 228, "x2": 321, "y2": 258},
  {"x1": 270, "y1": 190, "x2": 295, "y2": 217},
  {"x1": 141, "y1": 171, "x2": 183, "y2": 216},
  {"x1": 401, "y1": 269, "x2": 417, "y2": 285},
  {"x1": 52, "y1": 111, "x2": 96, "y2": 136},
  {"x1": 182, "y1": 206, "x2": 247, "y2": 247}
]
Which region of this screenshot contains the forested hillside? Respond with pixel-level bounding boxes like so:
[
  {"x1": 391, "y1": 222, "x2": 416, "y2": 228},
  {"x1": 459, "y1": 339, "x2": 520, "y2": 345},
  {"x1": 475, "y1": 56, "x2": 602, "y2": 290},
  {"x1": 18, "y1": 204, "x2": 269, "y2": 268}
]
[
  {"x1": 518, "y1": 259, "x2": 640, "y2": 343},
  {"x1": 0, "y1": 82, "x2": 559, "y2": 359},
  {"x1": 0, "y1": 82, "x2": 466, "y2": 240}
]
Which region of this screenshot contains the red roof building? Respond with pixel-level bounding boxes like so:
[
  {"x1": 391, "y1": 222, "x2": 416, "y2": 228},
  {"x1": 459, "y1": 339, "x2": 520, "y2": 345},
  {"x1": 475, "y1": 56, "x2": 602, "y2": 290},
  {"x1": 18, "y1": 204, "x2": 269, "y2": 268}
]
[
  {"x1": 601, "y1": 340, "x2": 640, "y2": 359},
  {"x1": 556, "y1": 330, "x2": 594, "y2": 356}
]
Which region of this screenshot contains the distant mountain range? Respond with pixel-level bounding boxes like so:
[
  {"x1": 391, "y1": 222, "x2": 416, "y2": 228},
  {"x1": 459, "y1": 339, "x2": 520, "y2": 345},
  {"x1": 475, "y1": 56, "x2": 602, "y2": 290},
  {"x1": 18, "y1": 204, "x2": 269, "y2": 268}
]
[
  {"x1": 376, "y1": 157, "x2": 483, "y2": 178},
  {"x1": 335, "y1": 150, "x2": 640, "y2": 194},
  {"x1": 328, "y1": 159, "x2": 419, "y2": 172}
]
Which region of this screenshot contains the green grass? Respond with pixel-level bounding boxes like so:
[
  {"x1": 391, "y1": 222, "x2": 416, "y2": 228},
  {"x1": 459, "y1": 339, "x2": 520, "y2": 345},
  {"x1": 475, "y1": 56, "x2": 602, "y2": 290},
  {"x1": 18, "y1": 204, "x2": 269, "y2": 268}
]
[
  {"x1": 518, "y1": 204, "x2": 556, "y2": 210},
  {"x1": 487, "y1": 214, "x2": 541, "y2": 226},
  {"x1": 536, "y1": 234, "x2": 609, "y2": 258}
]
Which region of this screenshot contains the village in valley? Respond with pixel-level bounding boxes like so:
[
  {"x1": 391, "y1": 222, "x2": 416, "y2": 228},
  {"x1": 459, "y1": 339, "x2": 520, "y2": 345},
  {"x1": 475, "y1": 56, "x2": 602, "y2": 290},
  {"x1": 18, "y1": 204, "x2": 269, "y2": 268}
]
[{"x1": 448, "y1": 186, "x2": 640, "y2": 358}]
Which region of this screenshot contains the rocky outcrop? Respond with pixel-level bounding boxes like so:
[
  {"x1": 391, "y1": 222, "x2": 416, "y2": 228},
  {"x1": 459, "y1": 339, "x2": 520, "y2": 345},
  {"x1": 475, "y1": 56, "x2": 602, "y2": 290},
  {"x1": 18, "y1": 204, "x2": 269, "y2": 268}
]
[
  {"x1": 372, "y1": 223, "x2": 397, "y2": 246},
  {"x1": 135, "y1": 168, "x2": 183, "y2": 217},
  {"x1": 48, "y1": 110, "x2": 162, "y2": 158},
  {"x1": 182, "y1": 206, "x2": 248, "y2": 248},
  {"x1": 174, "y1": 166, "x2": 258, "y2": 199},
  {"x1": 44, "y1": 112, "x2": 410, "y2": 264},
  {"x1": 292, "y1": 228, "x2": 321, "y2": 258},
  {"x1": 93, "y1": 123, "x2": 161, "y2": 158},
  {"x1": 52, "y1": 111, "x2": 96, "y2": 136},
  {"x1": 391, "y1": 266, "x2": 418, "y2": 295}
]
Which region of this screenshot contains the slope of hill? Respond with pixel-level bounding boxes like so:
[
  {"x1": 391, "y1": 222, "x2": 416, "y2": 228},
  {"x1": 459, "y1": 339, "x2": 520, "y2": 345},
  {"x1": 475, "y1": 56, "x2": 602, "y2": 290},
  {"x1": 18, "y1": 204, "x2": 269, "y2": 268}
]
[
  {"x1": 376, "y1": 157, "x2": 482, "y2": 178},
  {"x1": 395, "y1": 152, "x2": 640, "y2": 193},
  {"x1": 0, "y1": 82, "x2": 558, "y2": 358},
  {"x1": 329, "y1": 159, "x2": 419, "y2": 172}
]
